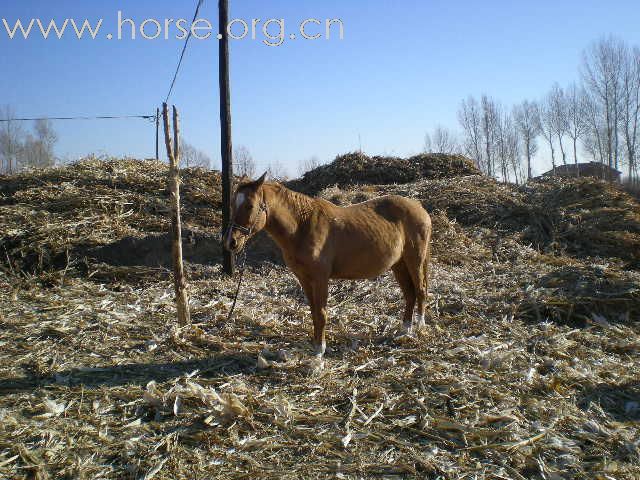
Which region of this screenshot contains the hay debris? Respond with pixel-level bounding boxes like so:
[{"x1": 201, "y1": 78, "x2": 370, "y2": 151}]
[{"x1": 0, "y1": 157, "x2": 639, "y2": 479}]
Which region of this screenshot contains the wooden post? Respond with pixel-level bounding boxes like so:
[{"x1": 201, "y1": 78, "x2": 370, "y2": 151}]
[
  {"x1": 162, "y1": 103, "x2": 191, "y2": 325},
  {"x1": 173, "y1": 107, "x2": 180, "y2": 162},
  {"x1": 155, "y1": 107, "x2": 160, "y2": 161},
  {"x1": 219, "y1": 0, "x2": 235, "y2": 275}
]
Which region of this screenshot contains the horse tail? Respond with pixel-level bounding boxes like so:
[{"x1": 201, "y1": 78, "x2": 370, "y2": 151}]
[{"x1": 423, "y1": 213, "x2": 432, "y2": 289}]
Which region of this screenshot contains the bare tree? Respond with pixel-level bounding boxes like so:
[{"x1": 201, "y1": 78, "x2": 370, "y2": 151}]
[
  {"x1": 423, "y1": 133, "x2": 432, "y2": 153},
  {"x1": 495, "y1": 109, "x2": 509, "y2": 182},
  {"x1": 565, "y1": 83, "x2": 589, "y2": 166},
  {"x1": 424, "y1": 125, "x2": 459, "y2": 154},
  {"x1": 481, "y1": 95, "x2": 499, "y2": 177},
  {"x1": 549, "y1": 84, "x2": 569, "y2": 165},
  {"x1": 34, "y1": 120, "x2": 58, "y2": 167},
  {"x1": 0, "y1": 105, "x2": 23, "y2": 174},
  {"x1": 0, "y1": 114, "x2": 60, "y2": 171},
  {"x1": 581, "y1": 36, "x2": 626, "y2": 171},
  {"x1": 20, "y1": 134, "x2": 41, "y2": 169},
  {"x1": 181, "y1": 141, "x2": 211, "y2": 168},
  {"x1": 234, "y1": 145, "x2": 255, "y2": 178},
  {"x1": 25, "y1": 119, "x2": 58, "y2": 168},
  {"x1": 539, "y1": 93, "x2": 558, "y2": 172},
  {"x1": 582, "y1": 93, "x2": 606, "y2": 163},
  {"x1": 494, "y1": 110, "x2": 523, "y2": 183},
  {"x1": 621, "y1": 46, "x2": 640, "y2": 183},
  {"x1": 513, "y1": 100, "x2": 540, "y2": 180},
  {"x1": 458, "y1": 95, "x2": 500, "y2": 177},
  {"x1": 267, "y1": 160, "x2": 288, "y2": 181},
  {"x1": 506, "y1": 119, "x2": 523, "y2": 184},
  {"x1": 458, "y1": 96, "x2": 484, "y2": 170},
  {"x1": 298, "y1": 155, "x2": 321, "y2": 176}
]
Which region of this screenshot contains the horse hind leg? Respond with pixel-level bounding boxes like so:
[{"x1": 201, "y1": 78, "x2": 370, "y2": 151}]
[
  {"x1": 392, "y1": 261, "x2": 416, "y2": 334},
  {"x1": 404, "y1": 240, "x2": 430, "y2": 331},
  {"x1": 416, "y1": 257, "x2": 430, "y2": 330}
]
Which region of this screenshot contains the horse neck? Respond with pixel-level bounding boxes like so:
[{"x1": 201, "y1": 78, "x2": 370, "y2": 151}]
[{"x1": 263, "y1": 184, "x2": 313, "y2": 246}]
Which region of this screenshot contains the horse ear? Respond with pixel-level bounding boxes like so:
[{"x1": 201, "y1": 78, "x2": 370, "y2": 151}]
[{"x1": 255, "y1": 171, "x2": 267, "y2": 187}]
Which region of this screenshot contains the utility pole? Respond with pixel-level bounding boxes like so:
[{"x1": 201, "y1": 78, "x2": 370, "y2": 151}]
[
  {"x1": 155, "y1": 107, "x2": 160, "y2": 161},
  {"x1": 219, "y1": 0, "x2": 234, "y2": 275}
]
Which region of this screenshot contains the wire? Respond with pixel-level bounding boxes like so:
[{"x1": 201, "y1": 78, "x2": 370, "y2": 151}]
[
  {"x1": 165, "y1": 0, "x2": 205, "y2": 103},
  {"x1": 0, "y1": 114, "x2": 155, "y2": 122}
]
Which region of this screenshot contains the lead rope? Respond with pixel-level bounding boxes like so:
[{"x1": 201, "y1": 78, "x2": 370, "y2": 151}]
[
  {"x1": 226, "y1": 247, "x2": 247, "y2": 323},
  {"x1": 225, "y1": 197, "x2": 267, "y2": 323}
]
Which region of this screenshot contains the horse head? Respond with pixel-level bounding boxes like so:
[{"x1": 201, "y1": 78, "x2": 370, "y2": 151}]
[{"x1": 224, "y1": 172, "x2": 268, "y2": 253}]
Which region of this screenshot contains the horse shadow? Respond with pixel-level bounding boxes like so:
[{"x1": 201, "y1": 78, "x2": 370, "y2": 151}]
[{"x1": 81, "y1": 230, "x2": 283, "y2": 281}]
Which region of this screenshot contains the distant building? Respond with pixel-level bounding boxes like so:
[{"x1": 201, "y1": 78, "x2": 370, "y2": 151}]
[{"x1": 540, "y1": 162, "x2": 622, "y2": 182}]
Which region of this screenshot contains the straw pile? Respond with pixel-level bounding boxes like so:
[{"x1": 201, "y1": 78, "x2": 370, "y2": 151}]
[
  {"x1": 371, "y1": 175, "x2": 640, "y2": 265},
  {"x1": 0, "y1": 157, "x2": 639, "y2": 479},
  {"x1": 286, "y1": 152, "x2": 480, "y2": 195},
  {"x1": 522, "y1": 176, "x2": 640, "y2": 265},
  {"x1": 0, "y1": 156, "x2": 223, "y2": 276}
]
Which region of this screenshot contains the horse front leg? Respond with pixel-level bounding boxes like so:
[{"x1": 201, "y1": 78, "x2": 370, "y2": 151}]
[
  {"x1": 295, "y1": 272, "x2": 328, "y2": 361},
  {"x1": 310, "y1": 279, "x2": 329, "y2": 359}
]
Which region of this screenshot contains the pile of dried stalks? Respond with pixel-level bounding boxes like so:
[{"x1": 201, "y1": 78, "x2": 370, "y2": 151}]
[
  {"x1": 287, "y1": 152, "x2": 480, "y2": 195},
  {"x1": 352, "y1": 174, "x2": 640, "y2": 265},
  {"x1": 523, "y1": 177, "x2": 640, "y2": 265},
  {"x1": 0, "y1": 157, "x2": 222, "y2": 275},
  {"x1": 0, "y1": 157, "x2": 638, "y2": 479}
]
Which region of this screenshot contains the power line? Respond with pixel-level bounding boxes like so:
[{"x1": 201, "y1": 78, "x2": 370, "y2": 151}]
[
  {"x1": 165, "y1": 0, "x2": 205, "y2": 103},
  {"x1": 0, "y1": 114, "x2": 155, "y2": 122}
]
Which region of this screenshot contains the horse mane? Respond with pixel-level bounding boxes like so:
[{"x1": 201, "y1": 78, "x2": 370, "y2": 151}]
[{"x1": 267, "y1": 182, "x2": 329, "y2": 220}]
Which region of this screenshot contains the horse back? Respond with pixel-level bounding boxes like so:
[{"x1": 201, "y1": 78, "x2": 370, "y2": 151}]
[
  {"x1": 341, "y1": 195, "x2": 430, "y2": 233},
  {"x1": 321, "y1": 195, "x2": 431, "y2": 279}
]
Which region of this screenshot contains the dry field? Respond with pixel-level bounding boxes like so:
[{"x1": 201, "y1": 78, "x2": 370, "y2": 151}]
[{"x1": 0, "y1": 156, "x2": 639, "y2": 479}]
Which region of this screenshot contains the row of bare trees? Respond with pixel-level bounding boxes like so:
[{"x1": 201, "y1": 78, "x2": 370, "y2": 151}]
[
  {"x1": 180, "y1": 141, "x2": 212, "y2": 169},
  {"x1": 582, "y1": 37, "x2": 640, "y2": 180},
  {"x1": 233, "y1": 144, "x2": 299, "y2": 180},
  {"x1": 447, "y1": 95, "x2": 527, "y2": 183},
  {"x1": 429, "y1": 36, "x2": 640, "y2": 183},
  {"x1": 0, "y1": 106, "x2": 58, "y2": 174}
]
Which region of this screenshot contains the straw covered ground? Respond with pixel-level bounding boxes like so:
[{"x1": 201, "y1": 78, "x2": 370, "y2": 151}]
[{"x1": 0, "y1": 156, "x2": 639, "y2": 479}]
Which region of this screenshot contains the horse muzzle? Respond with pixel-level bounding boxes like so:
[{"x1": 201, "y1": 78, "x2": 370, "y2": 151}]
[{"x1": 223, "y1": 225, "x2": 249, "y2": 253}]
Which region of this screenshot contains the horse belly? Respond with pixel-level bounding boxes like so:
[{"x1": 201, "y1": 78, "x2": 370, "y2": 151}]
[{"x1": 330, "y1": 232, "x2": 403, "y2": 279}]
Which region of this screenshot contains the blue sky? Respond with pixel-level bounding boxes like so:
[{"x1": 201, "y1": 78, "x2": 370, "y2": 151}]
[{"x1": 1, "y1": 0, "x2": 639, "y2": 176}]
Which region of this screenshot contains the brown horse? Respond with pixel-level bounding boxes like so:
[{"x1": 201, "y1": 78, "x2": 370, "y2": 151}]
[{"x1": 224, "y1": 173, "x2": 432, "y2": 361}]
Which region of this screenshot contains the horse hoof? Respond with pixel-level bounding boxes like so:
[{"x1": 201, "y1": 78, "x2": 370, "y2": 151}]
[
  {"x1": 395, "y1": 334, "x2": 416, "y2": 345},
  {"x1": 418, "y1": 321, "x2": 442, "y2": 334},
  {"x1": 394, "y1": 329, "x2": 416, "y2": 344}
]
